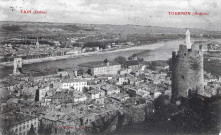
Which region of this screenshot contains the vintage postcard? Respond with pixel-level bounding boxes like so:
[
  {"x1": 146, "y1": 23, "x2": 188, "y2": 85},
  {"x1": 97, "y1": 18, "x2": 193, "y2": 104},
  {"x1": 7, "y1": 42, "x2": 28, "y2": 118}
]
[{"x1": 0, "y1": 0, "x2": 220, "y2": 135}]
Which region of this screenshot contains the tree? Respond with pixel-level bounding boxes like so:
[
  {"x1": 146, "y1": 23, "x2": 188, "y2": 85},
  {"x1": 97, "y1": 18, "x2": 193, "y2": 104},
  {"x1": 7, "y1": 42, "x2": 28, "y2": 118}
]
[
  {"x1": 58, "y1": 68, "x2": 63, "y2": 71},
  {"x1": 114, "y1": 56, "x2": 127, "y2": 65},
  {"x1": 154, "y1": 95, "x2": 170, "y2": 117},
  {"x1": 149, "y1": 62, "x2": 157, "y2": 70},
  {"x1": 137, "y1": 57, "x2": 144, "y2": 62}
]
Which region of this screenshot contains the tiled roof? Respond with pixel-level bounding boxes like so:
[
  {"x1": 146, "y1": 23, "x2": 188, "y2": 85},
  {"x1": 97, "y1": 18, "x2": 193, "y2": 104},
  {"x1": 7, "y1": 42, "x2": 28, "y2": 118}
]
[
  {"x1": 100, "y1": 84, "x2": 119, "y2": 91},
  {"x1": 61, "y1": 78, "x2": 87, "y2": 83}
]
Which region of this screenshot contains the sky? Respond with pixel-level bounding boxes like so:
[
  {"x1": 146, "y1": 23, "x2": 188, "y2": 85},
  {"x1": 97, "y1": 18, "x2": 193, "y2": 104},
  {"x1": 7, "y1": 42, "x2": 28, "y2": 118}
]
[{"x1": 0, "y1": 0, "x2": 221, "y2": 31}]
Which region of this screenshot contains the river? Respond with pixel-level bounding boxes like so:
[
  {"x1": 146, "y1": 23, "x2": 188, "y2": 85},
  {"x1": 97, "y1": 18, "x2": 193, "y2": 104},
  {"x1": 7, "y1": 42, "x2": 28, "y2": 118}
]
[{"x1": 0, "y1": 39, "x2": 204, "y2": 79}]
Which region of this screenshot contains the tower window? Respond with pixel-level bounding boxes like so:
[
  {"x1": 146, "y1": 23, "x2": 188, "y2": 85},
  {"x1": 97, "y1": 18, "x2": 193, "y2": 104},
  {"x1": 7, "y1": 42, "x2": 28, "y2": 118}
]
[
  {"x1": 184, "y1": 53, "x2": 186, "y2": 56},
  {"x1": 188, "y1": 89, "x2": 192, "y2": 96}
]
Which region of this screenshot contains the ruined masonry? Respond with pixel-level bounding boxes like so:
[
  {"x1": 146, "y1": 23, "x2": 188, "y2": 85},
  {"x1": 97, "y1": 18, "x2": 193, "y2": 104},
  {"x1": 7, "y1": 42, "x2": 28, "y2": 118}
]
[{"x1": 171, "y1": 28, "x2": 204, "y2": 100}]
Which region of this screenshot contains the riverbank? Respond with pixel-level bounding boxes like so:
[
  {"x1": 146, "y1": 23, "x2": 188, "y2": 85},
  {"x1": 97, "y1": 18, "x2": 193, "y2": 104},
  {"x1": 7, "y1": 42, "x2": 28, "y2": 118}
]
[
  {"x1": 0, "y1": 39, "x2": 184, "y2": 78},
  {"x1": 0, "y1": 41, "x2": 164, "y2": 67}
]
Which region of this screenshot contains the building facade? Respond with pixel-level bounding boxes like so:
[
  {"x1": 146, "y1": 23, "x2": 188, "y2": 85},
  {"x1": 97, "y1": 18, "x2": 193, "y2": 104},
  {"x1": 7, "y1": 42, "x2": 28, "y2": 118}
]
[
  {"x1": 6, "y1": 113, "x2": 39, "y2": 135},
  {"x1": 61, "y1": 79, "x2": 87, "y2": 91},
  {"x1": 91, "y1": 64, "x2": 121, "y2": 76},
  {"x1": 79, "y1": 59, "x2": 121, "y2": 76},
  {"x1": 36, "y1": 86, "x2": 50, "y2": 101}
]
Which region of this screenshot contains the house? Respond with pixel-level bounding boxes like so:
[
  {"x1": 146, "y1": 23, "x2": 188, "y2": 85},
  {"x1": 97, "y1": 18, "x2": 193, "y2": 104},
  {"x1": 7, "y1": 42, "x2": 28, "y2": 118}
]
[
  {"x1": 130, "y1": 70, "x2": 141, "y2": 77},
  {"x1": 125, "y1": 60, "x2": 140, "y2": 69},
  {"x1": 79, "y1": 59, "x2": 121, "y2": 76},
  {"x1": 127, "y1": 75, "x2": 139, "y2": 85},
  {"x1": 73, "y1": 69, "x2": 84, "y2": 77},
  {"x1": 116, "y1": 75, "x2": 129, "y2": 85},
  {"x1": 46, "y1": 91, "x2": 73, "y2": 103},
  {"x1": 73, "y1": 92, "x2": 87, "y2": 103},
  {"x1": 118, "y1": 69, "x2": 131, "y2": 75},
  {"x1": 100, "y1": 84, "x2": 120, "y2": 95},
  {"x1": 141, "y1": 65, "x2": 146, "y2": 71},
  {"x1": 61, "y1": 79, "x2": 87, "y2": 91},
  {"x1": 109, "y1": 93, "x2": 130, "y2": 102},
  {"x1": 7, "y1": 98, "x2": 19, "y2": 104},
  {"x1": 87, "y1": 89, "x2": 100, "y2": 99},
  {"x1": 136, "y1": 89, "x2": 150, "y2": 98},
  {"x1": 2, "y1": 112, "x2": 39, "y2": 135},
  {"x1": 87, "y1": 86, "x2": 106, "y2": 104},
  {"x1": 57, "y1": 70, "x2": 69, "y2": 78},
  {"x1": 35, "y1": 86, "x2": 50, "y2": 101},
  {"x1": 154, "y1": 92, "x2": 162, "y2": 99},
  {"x1": 88, "y1": 89, "x2": 100, "y2": 99},
  {"x1": 66, "y1": 49, "x2": 81, "y2": 55},
  {"x1": 87, "y1": 90, "x2": 105, "y2": 104}
]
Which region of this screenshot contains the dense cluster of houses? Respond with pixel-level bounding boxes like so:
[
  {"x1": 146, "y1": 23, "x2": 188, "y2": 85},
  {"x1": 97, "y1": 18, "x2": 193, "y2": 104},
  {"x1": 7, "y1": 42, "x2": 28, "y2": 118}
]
[{"x1": 1, "y1": 55, "x2": 176, "y2": 135}]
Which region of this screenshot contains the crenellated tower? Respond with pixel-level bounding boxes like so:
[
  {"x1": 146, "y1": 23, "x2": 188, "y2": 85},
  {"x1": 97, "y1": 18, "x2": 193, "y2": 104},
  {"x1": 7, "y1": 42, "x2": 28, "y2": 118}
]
[{"x1": 171, "y1": 29, "x2": 204, "y2": 101}]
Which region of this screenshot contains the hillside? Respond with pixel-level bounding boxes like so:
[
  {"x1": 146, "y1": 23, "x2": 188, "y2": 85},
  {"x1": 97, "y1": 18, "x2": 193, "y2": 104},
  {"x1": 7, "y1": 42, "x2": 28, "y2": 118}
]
[{"x1": 1, "y1": 21, "x2": 221, "y2": 42}]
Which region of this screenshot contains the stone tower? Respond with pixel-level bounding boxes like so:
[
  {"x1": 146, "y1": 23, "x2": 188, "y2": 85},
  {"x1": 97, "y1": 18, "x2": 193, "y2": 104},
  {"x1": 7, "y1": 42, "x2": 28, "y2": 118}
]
[
  {"x1": 171, "y1": 30, "x2": 204, "y2": 101},
  {"x1": 13, "y1": 58, "x2": 22, "y2": 75}
]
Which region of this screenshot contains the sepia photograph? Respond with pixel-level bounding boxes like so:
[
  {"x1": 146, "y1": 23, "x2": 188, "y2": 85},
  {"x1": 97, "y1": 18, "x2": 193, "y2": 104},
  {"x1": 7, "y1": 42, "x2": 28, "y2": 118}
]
[{"x1": 0, "y1": 0, "x2": 221, "y2": 135}]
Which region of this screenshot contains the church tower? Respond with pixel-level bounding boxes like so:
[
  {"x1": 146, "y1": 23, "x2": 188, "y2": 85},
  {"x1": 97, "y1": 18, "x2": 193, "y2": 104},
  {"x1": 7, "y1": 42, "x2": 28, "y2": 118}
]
[
  {"x1": 36, "y1": 37, "x2": 39, "y2": 49},
  {"x1": 171, "y1": 29, "x2": 204, "y2": 102}
]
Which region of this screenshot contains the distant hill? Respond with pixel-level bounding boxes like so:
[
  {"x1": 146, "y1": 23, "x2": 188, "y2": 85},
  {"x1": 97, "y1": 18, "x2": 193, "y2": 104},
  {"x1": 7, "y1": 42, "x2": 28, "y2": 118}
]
[
  {"x1": 0, "y1": 21, "x2": 221, "y2": 40},
  {"x1": 91, "y1": 24, "x2": 219, "y2": 35}
]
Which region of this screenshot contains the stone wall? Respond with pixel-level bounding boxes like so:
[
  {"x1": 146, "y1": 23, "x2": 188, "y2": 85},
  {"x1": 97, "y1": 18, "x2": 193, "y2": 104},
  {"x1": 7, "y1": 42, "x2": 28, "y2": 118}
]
[{"x1": 171, "y1": 44, "x2": 204, "y2": 100}]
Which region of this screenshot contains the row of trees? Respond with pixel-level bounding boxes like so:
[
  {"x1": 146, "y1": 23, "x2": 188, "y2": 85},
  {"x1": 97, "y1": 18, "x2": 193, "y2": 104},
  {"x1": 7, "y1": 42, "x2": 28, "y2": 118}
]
[{"x1": 114, "y1": 55, "x2": 144, "y2": 65}]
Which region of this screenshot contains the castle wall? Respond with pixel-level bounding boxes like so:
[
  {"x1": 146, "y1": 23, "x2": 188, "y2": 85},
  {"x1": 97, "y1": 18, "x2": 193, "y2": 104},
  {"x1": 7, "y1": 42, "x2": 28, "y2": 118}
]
[{"x1": 171, "y1": 44, "x2": 204, "y2": 99}]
